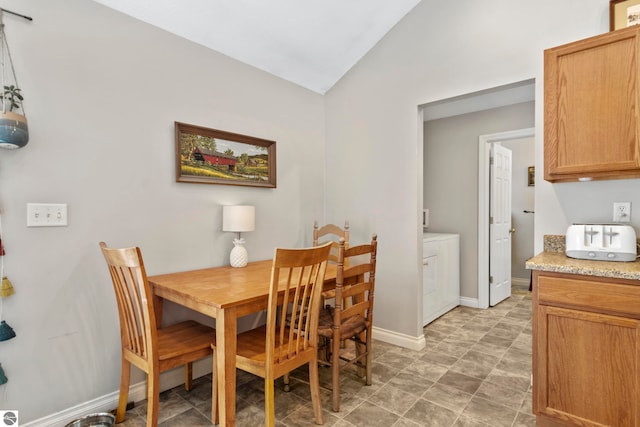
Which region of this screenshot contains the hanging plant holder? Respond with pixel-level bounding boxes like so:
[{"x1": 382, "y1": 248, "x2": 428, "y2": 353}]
[
  {"x1": 0, "y1": 9, "x2": 29, "y2": 149},
  {"x1": 0, "y1": 110, "x2": 28, "y2": 149}
]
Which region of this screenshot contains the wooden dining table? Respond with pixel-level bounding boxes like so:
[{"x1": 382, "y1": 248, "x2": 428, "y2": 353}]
[{"x1": 148, "y1": 259, "x2": 336, "y2": 426}]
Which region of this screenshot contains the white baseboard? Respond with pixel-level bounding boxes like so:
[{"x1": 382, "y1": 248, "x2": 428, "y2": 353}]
[
  {"x1": 23, "y1": 358, "x2": 213, "y2": 427},
  {"x1": 512, "y1": 277, "x2": 530, "y2": 288},
  {"x1": 459, "y1": 296, "x2": 479, "y2": 308},
  {"x1": 460, "y1": 280, "x2": 529, "y2": 311},
  {"x1": 21, "y1": 392, "x2": 118, "y2": 427},
  {"x1": 372, "y1": 326, "x2": 425, "y2": 351}
]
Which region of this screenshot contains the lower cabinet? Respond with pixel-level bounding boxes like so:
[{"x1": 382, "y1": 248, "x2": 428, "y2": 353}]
[
  {"x1": 423, "y1": 233, "x2": 459, "y2": 326},
  {"x1": 533, "y1": 271, "x2": 640, "y2": 426}
]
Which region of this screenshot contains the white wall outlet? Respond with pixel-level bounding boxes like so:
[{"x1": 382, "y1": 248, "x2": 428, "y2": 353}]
[
  {"x1": 27, "y1": 203, "x2": 68, "y2": 227},
  {"x1": 613, "y1": 202, "x2": 631, "y2": 223}
]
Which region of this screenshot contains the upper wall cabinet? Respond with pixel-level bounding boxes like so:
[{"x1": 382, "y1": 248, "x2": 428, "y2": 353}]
[{"x1": 544, "y1": 26, "x2": 640, "y2": 183}]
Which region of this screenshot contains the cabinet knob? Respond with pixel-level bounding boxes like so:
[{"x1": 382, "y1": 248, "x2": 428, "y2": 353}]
[{"x1": 510, "y1": 228, "x2": 516, "y2": 234}]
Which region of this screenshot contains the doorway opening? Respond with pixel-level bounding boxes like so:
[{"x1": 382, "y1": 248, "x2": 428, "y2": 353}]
[{"x1": 421, "y1": 78, "x2": 535, "y2": 313}]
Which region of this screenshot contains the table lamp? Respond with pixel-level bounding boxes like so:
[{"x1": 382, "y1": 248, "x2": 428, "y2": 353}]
[{"x1": 222, "y1": 205, "x2": 255, "y2": 268}]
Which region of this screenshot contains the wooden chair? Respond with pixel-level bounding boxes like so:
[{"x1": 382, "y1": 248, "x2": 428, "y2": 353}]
[
  {"x1": 99, "y1": 242, "x2": 215, "y2": 427},
  {"x1": 211, "y1": 242, "x2": 332, "y2": 427},
  {"x1": 313, "y1": 220, "x2": 349, "y2": 266},
  {"x1": 314, "y1": 220, "x2": 349, "y2": 302},
  {"x1": 317, "y1": 234, "x2": 378, "y2": 412}
]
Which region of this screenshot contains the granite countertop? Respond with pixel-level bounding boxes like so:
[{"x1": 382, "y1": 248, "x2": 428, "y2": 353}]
[{"x1": 526, "y1": 235, "x2": 640, "y2": 281}]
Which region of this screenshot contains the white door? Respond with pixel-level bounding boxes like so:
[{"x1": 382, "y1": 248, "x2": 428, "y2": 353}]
[{"x1": 489, "y1": 144, "x2": 512, "y2": 306}]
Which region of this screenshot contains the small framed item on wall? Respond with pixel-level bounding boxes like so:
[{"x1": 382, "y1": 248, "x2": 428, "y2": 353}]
[
  {"x1": 175, "y1": 122, "x2": 276, "y2": 188},
  {"x1": 610, "y1": 0, "x2": 640, "y2": 30},
  {"x1": 528, "y1": 166, "x2": 535, "y2": 186}
]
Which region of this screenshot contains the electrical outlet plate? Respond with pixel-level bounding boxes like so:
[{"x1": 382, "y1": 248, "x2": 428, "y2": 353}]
[
  {"x1": 613, "y1": 202, "x2": 631, "y2": 223},
  {"x1": 27, "y1": 203, "x2": 68, "y2": 227}
]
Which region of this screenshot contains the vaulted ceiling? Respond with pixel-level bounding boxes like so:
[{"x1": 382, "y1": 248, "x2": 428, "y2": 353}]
[{"x1": 93, "y1": 0, "x2": 421, "y2": 94}]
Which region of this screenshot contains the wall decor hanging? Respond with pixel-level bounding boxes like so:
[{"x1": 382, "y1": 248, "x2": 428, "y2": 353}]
[
  {"x1": 175, "y1": 122, "x2": 277, "y2": 188},
  {"x1": 0, "y1": 8, "x2": 32, "y2": 149},
  {"x1": 528, "y1": 166, "x2": 535, "y2": 186},
  {"x1": 0, "y1": 212, "x2": 15, "y2": 342},
  {"x1": 610, "y1": 0, "x2": 640, "y2": 30}
]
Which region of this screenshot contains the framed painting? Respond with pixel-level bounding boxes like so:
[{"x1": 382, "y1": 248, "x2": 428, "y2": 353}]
[
  {"x1": 610, "y1": 0, "x2": 640, "y2": 30},
  {"x1": 175, "y1": 122, "x2": 276, "y2": 188}
]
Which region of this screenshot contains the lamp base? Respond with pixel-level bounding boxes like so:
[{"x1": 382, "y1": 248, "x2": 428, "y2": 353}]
[{"x1": 230, "y1": 238, "x2": 248, "y2": 268}]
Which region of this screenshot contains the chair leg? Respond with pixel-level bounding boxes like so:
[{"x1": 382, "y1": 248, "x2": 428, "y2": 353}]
[
  {"x1": 331, "y1": 334, "x2": 341, "y2": 412},
  {"x1": 355, "y1": 333, "x2": 367, "y2": 378},
  {"x1": 146, "y1": 368, "x2": 160, "y2": 427},
  {"x1": 185, "y1": 362, "x2": 193, "y2": 391},
  {"x1": 365, "y1": 333, "x2": 372, "y2": 386},
  {"x1": 116, "y1": 356, "x2": 131, "y2": 423},
  {"x1": 264, "y1": 378, "x2": 275, "y2": 427},
  {"x1": 283, "y1": 372, "x2": 291, "y2": 392},
  {"x1": 211, "y1": 347, "x2": 219, "y2": 425},
  {"x1": 309, "y1": 359, "x2": 324, "y2": 425},
  {"x1": 324, "y1": 336, "x2": 331, "y2": 362}
]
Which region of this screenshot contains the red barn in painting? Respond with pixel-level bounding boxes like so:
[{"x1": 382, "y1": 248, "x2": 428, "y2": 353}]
[{"x1": 193, "y1": 148, "x2": 237, "y2": 170}]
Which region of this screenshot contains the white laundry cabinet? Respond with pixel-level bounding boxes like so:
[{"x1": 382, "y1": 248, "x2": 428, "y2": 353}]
[{"x1": 423, "y1": 233, "x2": 460, "y2": 326}]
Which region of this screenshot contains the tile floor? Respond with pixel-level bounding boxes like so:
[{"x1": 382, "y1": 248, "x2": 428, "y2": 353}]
[{"x1": 117, "y1": 287, "x2": 534, "y2": 426}]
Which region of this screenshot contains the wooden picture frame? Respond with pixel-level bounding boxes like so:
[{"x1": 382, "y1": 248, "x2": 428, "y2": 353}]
[
  {"x1": 528, "y1": 166, "x2": 535, "y2": 187},
  {"x1": 610, "y1": 0, "x2": 640, "y2": 30},
  {"x1": 175, "y1": 122, "x2": 276, "y2": 188}
]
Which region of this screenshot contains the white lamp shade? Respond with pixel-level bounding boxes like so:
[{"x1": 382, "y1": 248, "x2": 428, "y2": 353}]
[{"x1": 222, "y1": 205, "x2": 255, "y2": 232}]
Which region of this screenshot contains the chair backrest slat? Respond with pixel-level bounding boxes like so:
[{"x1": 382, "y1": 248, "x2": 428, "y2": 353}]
[
  {"x1": 267, "y1": 243, "x2": 331, "y2": 366},
  {"x1": 111, "y1": 265, "x2": 141, "y2": 354},
  {"x1": 334, "y1": 235, "x2": 377, "y2": 327},
  {"x1": 100, "y1": 242, "x2": 158, "y2": 364},
  {"x1": 313, "y1": 220, "x2": 349, "y2": 265}
]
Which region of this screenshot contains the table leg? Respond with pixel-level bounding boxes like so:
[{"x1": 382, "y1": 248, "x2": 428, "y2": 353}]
[
  {"x1": 216, "y1": 307, "x2": 237, "y2": 426},
  {"x1": 152, "y1": 289, "x2": 164, "y2": 328}
]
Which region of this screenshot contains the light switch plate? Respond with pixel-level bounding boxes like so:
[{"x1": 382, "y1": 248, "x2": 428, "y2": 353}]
[{"x1": 27, "y1": 203, "x2": 68, "y2": 227}]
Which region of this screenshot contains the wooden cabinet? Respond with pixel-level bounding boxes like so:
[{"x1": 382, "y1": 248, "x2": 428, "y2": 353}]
[
  {"x1": 544, "y1": 26, "x2": 640, "y2": 182},
  {"x1": 532, "y1": 271, "x2": 640, "y2": 426},
  {"x1": 422, "y1": 233, "x2": 459, "y2": 326}
]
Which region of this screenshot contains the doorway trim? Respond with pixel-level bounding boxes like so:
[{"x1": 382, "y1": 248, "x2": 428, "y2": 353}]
[{"x1": 477, "y1": 127, "x2": 534, "y2": 309}]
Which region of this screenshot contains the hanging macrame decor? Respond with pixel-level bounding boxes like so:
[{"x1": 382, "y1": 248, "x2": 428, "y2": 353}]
[
  {"x1": 0, "y1": 8, "x2": 32, "y2": 149},
  {"x1": 0, "y1": 275, "x2": 13, "y2": 297},
  {"x1": 0, "y1": 363, "x2": 7, "y2": 385},
  {"x1": 0, "y1": 213, "x2": 15, "y2": 342}
]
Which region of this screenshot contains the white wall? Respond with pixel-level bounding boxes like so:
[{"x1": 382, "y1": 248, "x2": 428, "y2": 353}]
[
  {"x1": 325, "y1": 0, "x2": 640, "y2": 343},
  {"x1": 0, "y1": 0, "x2": 325, "y2": 422}
]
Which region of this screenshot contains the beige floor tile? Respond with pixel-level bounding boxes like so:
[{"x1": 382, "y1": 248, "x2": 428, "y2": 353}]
[
  {"x1": 460, "y1": 396, "x2": 518, "y2": 427},
  {"x1": 116, "y1": 290, "x2": 535, "y2": 427},
  {"x1": 422, "y1": 383, "x2": 473, "y2": 414}
]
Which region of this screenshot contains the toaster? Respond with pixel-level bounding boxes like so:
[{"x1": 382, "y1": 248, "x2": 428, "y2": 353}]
[{"x1": 566, "y1": 224, "x2": 638, "y2": 262}]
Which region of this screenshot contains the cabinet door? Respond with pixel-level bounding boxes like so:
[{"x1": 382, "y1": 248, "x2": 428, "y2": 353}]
[
  {"x1": 544, "y1": 27, "x2": 640, "y2": 182},
  {"x1": 535, "y1": 305, "x2": 639, "y2": 426}
]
